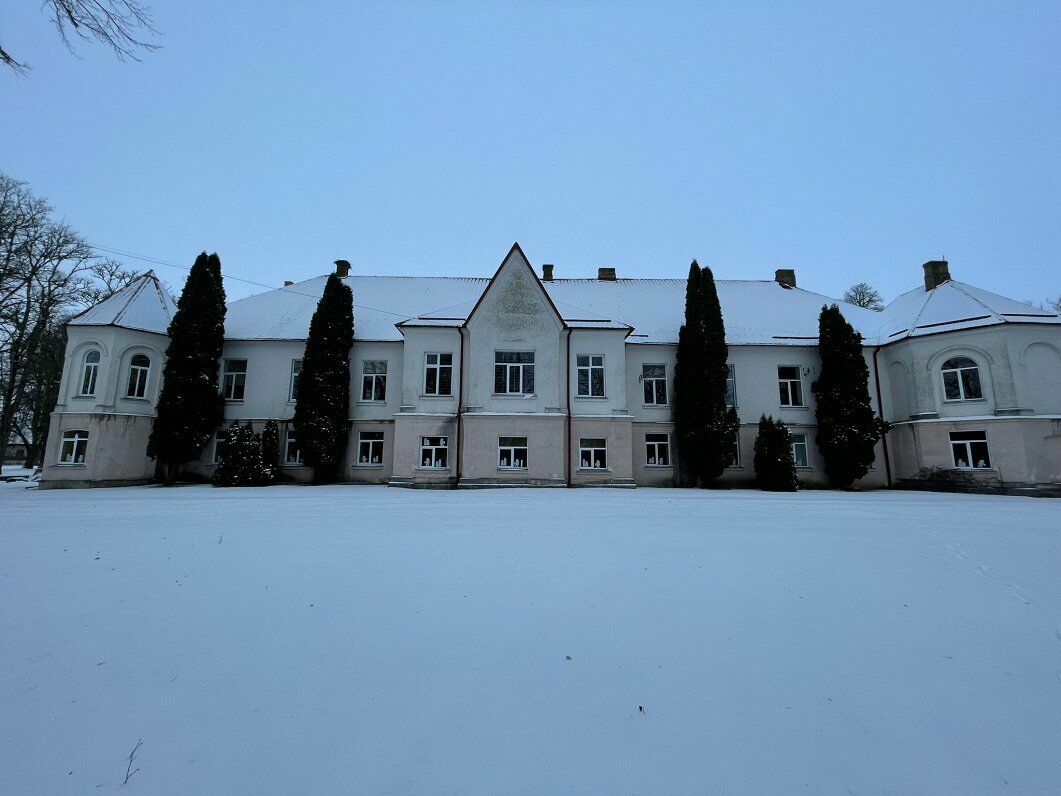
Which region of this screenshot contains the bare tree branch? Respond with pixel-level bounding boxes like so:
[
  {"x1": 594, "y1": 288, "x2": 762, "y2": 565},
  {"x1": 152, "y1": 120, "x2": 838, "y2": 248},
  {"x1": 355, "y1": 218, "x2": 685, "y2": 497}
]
[{"x1": 842, "y1": 282, "x2": 885, "y2": 311}]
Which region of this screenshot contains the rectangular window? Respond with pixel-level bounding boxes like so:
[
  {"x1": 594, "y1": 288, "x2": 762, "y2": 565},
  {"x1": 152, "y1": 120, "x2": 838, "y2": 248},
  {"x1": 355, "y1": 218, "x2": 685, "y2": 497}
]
[
  {"x1": 289, "y1": 359, "x2": 302, "y2": 402},
  {"x1": 126, "y1": 356, "x2": 150, "y2": 398},
  {"x1": 791, "y1": 433, "x2": 809, "y2": 468},
  {"x1": 726, "y1": 364, "x2": 736, "y2": 408},
  {"x1": 778, "y1": 366, "x2": 804, "y2": 407},
  {"x1": 58, "y1": 430, "x2": 89, "y2": 465},
  {"x1": 357, "y1": 431, "x2": 385, "y2": 466},
  {"x1": 212, "y1": 429, "x2": 228, "y2": 464},
  {"x1": 284, "y1": 429, "x2": 302, "y2": 466},
  {"x1": 498, "y1": 436, "x2": 529, "y2": 469},
  {"x1": 576, "y1": 355, "x2": 605, "y2": 397},
  {"x1": 222, "y1": 359, "x2": 247, "y2": 401},
  {"x1": 420, "y1": 436, "x2": 448, "y2": 468},
  {"x1": 424, "y1": 353, "x2": 453, "y2": 396},
  {"x1": 494, "y1": 351, "x2": 535, "y2": 395},
  {"x1": 642, "y1": 364, "x2": 667, "y2": 405},
  {"x1": 361, "y1": 360, "x2": 387, "y2": 402},
  {"x1": 950, "y1": 431, "x2": 990, "y2": 469},
  {"x1": 645, "y1": 433, "x2": 670, "y2": 467},
  {"x1": 728, "y1": 429, "x2": 741, "y2": 467},
  {"x1": 579, "y1": 438, "x2": 608, "y2": 470}
]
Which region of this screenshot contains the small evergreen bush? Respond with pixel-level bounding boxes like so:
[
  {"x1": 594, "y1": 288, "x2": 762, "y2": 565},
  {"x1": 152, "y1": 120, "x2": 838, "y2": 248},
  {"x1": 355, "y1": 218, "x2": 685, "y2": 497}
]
[
  {"x1": 753, "y1": 415, "x2": 798, "y2": 492},
  {"x1": 212, "y1": 421, "x2": 270, "y2": 487}
]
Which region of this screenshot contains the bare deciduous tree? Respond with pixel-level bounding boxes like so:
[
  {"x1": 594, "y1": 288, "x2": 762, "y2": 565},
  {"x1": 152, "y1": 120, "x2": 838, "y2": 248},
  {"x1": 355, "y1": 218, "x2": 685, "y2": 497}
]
[
  {"x1": 2, "y1": 0, "x2": 160, "y2": 74},
  {"x1": 842, "y1": 282, "x2": 885, "y2": 311}
]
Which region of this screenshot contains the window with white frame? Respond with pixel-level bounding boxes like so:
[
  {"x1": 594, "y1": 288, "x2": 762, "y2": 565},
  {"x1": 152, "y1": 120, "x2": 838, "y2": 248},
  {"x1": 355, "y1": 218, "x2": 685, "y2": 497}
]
[
  {"x1": 222, "y1": 359, "x2": 247, "y2": 401},
  {"x1": 576, "y1": 355, "x2": 605, "y2": 397},
  {"x1": 212, "y1": 428, "x2": 228, "y2": 464},
  {"x1": 358, "y1": 431, "x2": 384, "y2": 465},
  {"x1": 494, "y1": 351, "x2": 535, "y2": 395},
  {"x1": 790, "y1": 433, "x2": 809, "y2": 468},
  {"x1": 728, "y1": 429, "x2": 741, "y2": 467},
  {"x1": 361, "y1": 360, "x2": 387, "y2": 402},
  {"x1": 423, "y1": 353, "x2": 453, "y2": 396},
  {"x1": 778, "y1": 366, "x2": 804, "y2": 407},
  {"x1": 579, "y1": 438, "x2": 608, "y2": 470},
  {"x1": 126, "y1": 354, "x2": 150, "y2": 398},
  {"x1": 642, "y1": 364, "x2": 667, "y2": 405},
  {"x1": 58, "y1": 430, "x2": 89, "y2": 464},
  {"x1": 79, "y1": 350, "x2": 100, "y2": 396},
  {"x1": 941, "y1": 356, "x2": 983, "y2": 401},
  {"x1": 645, "y1": 433, "x2": 670, "y2": 467},
  {"x1": 726, "y1": 364, "x2": 736, "y2": 408},
  {"x1": 950, "y1": 431, "x2": 990, "y2": 468},
  {"x1": 498, "y1": 436, "x2": 528, "y2": 469},
  {"x1": 284, "y1": 428, "x2": 302, "y2": 466},
  {"x1": 289, "y1": 359, "x2": 302, "y2": 402},
  {"x1": 420, "y1": 436, "x2": 448, "y2": 468}
]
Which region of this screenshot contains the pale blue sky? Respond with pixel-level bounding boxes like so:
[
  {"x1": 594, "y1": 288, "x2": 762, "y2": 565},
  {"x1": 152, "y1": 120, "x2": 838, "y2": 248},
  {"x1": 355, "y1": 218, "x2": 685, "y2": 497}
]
[{"x1": 4, "y1": 1, "x2": 1059, "y2": 303}]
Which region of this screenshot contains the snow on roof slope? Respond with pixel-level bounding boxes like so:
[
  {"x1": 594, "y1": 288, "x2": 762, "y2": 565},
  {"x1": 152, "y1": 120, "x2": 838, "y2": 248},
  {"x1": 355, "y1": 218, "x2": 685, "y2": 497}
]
[
  {"x1": 876, "y1": 280, "x2": 1061, "y2": 341},
  {"x1": 68, "y1": 271, "x2": 176, "y2": 334}
]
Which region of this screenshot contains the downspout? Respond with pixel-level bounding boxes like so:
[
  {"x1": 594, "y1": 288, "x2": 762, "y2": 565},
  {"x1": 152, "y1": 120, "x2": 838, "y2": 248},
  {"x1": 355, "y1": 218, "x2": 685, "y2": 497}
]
[
  {"x1": 456, "y1": 327, "x2": 466, "y2": 486},
  {"x1": 872, "y1": 345, "x2": 893, "y2": 487},
  {"x1": 565, "y1": 328, "x2": 572, "y2": 487}
]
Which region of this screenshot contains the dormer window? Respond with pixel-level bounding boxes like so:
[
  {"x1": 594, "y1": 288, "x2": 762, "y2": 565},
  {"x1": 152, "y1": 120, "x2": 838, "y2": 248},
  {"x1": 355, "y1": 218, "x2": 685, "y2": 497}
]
[
  {"x1": 941, "y1": 357, "x2": 983, "y2": 401},
  {"x1": 79, "y1": 350, "x2": 101, "y2": 396}
]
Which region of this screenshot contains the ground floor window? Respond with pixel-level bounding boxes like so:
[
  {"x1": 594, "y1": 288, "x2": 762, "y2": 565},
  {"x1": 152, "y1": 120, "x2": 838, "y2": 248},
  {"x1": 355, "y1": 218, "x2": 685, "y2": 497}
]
[
  {"x1": 728, "y1": 430, "x2": 741, "y2": 467},
  {"x1": 579, "y1": 438, "x2": 607, "y2": 470},
  {"x1": 58, "y1": 430, "x2": 89, "y2": 465},
  {"x1": 358, "y1": 431, "x2": 384, "y2": 465},
  {"x1": 498, "y1": 436, "x2": 528, "y2": 469},
  {"x1": 212, "y1": 429, "x2": 227, "y2": 464},
  {"x1": 284, "y1": 429, "x2": 302, "y2": 466},
  {"x1": 950, "y1": 431, "x2": 990, "y2": 468},
  {"x1": 645, "y1": 433, "x2": 670, "y2": 466},
  {"x1": 791, "y1": 433, "x2": 809, "y2": 468},
  {"x1": 420, "y1": 436, "x2": 448, "y2": 469}
]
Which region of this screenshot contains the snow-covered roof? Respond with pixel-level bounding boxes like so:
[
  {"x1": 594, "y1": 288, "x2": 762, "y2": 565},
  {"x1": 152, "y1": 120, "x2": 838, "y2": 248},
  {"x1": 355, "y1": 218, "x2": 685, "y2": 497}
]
[
  {"x1": 875, "y1": 280, "x2": 1061, "y2": 342},
  {"x1": 68, "y1": 271, "x2": 176, "y2": 335}
]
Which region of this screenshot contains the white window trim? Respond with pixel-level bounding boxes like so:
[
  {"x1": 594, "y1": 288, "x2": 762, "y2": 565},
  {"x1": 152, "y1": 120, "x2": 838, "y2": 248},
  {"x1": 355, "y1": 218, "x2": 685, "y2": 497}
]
[
  {"x1": 778, "y1": 365, "x2": 805, "y2": 408},
  {"x1": 125, "y1": 354, "x2": 151, "y2": 399},
  {"x1": 578, "y1": 438, "x2": 609, "y2": 471},
  {"x1": 423, "y1": 353, "x2": 454, "y2": 397},
  {"x1": 359, "y1": 361, "x2": 388, "y2": 404},
  {"x1": 57, "y1": 430, "x2": 89, "y2": 465},
  {"x1": 288, "y1": 359, "x2": 302, "y2": 403},
  {"x1": 222, "y1": 359, "x2": 248, "y2": 402},
  {"x1": 940, "y1": 358, "x2": 985, "y2": 402},
  {"x1": 212, "y1": 430, "x2": 228, "y2": 464},
  {"x1": 575, "y1": 354, "x2": 606, "y2": 398},
  {"x1": 641, "y1": 364, "x2": 668, "y2": 407},
  {"x1": 949, "y1": 431, "x2": 991, "y2": 469},
  {"x1": 79, "y1": 350, "x2": 101, "y2": 397},
  {"x1": 728, "y1": 429, "x2": 742, "y2": 469},
  {"x1": 418, "y1": 436, "x2": 449, "y2": 470},
  {"x1": 283, "y1": 428, "x2": 303, "y2": 467},
  {"x1": 356, "y1": 430, "x2": 385, "y2": 468},
  {"x1": 497, "y1": 437, "x2": 529, "y2": 470},
  {"x1": 494, "y1": 351, "x2": 536, "y2": 396},
  {"x1": 790, "y1": 433, "x2": 811, "y2": 469},
  {"x1": 644, "y1": 433, "x2": 671, "y2": 468},
  {"x1": 726, "y1": 363, "x2": 737, "y2": 409}
]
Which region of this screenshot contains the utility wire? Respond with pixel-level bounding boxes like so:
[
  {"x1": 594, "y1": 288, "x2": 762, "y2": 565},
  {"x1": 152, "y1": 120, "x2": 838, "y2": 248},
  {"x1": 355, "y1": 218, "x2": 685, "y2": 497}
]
[{"x1": 89, "y1": 243, "x2": 414, "y2": 319}]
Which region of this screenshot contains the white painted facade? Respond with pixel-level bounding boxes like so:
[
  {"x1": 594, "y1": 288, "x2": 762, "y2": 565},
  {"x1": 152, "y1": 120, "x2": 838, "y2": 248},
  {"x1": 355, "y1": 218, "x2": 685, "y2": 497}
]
[{"x1": 40, "y1": 247, "x2": 1061, "y2": 493}]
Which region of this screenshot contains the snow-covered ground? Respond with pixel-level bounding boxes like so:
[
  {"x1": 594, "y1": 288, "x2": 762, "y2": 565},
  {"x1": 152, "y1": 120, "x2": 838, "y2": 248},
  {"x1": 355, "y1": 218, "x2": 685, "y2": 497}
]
[{"x1": 1, "y1": 485, "x2": 1059, "y2": 793}]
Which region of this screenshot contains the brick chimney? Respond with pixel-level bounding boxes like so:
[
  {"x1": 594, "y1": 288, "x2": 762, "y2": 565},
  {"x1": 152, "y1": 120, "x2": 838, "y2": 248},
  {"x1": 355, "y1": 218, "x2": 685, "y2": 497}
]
[
  {"x1": 775, "y1": 268, "x2": 796, "y2": 288},
  {"x1": 597, "y1": 267, "x2": 616, "y2": 281},
  {"x1": 283, "y1": 280, "x2": 294, "y2": 287},
  {"x1": 923, "y1": 260, "x2": 950, "y2": 291},
  {"x1": 334, "y1": 260, "x2": 351, "y2": 278},
  {"x1": 542, "y1": 264, "x2": 554, "y2": 281}
]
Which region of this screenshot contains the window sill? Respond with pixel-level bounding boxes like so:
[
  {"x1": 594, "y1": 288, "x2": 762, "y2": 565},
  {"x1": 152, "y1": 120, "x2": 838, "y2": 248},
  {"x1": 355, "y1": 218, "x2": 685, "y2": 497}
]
[
  {"x1": 224, "y1": 399, "x2": 245, "y2": 404},
  {"x1": 124, "y1": 396, "x2": 150, "y2": 402},
  {"x1": 491, "y1": 393, "x2": 537, "y2": 399},
  {"x1": 641, "y1": 403, "x2": 670, "y2": 409},
  {"x1": 644, "y1": 464, "x2": 672, "y2": 470},
  {"x1": 357, "y1": 400, "x2": 387, "y2": 405},
  {"x1": 498, "y1": 467, "x2": 529, "y2": 472},
  {"x1": 56, "y1": 462, "x2": 87, "y2": 467},
  {"x1": 72, "y1": 395, "x2": 96, "y2": 400},
  {"x1": 577, "y1": 467, "x2": 612, "y2": 473},
  {"x1": 574, "y1": 395, "x2": 608, "y2": 401},
  {"x1": 355, "y1": 463, "x2": 384, "y2": 469},
  {"x1": 942, "y1": 398, "x2": 987, "y2": 404},
  {"x1": 282, "y1": 463, "x2": 307, "y2": 469},
  {"x1": 419, "y1": 394, "x2": 454, "y2": 400},
  {"x1": 780, "y1": 405, "x2": 809, "y2": 411},
  {"x1": 415, "y1": 467, "x2": 452, "y2": 473},
  {"x1": 795, "y1": 466, "x2": 813, "y2": 471}
]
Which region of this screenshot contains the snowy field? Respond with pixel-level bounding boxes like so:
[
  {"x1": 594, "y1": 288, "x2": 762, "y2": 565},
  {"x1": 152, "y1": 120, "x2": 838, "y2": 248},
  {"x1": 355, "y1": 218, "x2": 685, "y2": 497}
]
[{"x1": 1, "y1": 485, "x2": 1059, "y2": 794}]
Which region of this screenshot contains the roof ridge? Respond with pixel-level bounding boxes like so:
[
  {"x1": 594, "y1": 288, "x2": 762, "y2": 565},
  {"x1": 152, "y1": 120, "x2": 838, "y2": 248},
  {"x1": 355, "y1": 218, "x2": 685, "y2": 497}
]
[
  {"x1": 946, "y1": 280, "x2": 1008, "y2": 324},
  {"x1": 111, "y1": 274, "x2": 152, "y2": 326}
]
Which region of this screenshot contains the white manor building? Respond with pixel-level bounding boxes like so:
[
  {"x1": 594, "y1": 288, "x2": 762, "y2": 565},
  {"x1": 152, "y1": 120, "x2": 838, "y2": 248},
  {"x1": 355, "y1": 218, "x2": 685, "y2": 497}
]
[{"x1": 40, "y1": 244, "x2": 1061, "y2": 493}]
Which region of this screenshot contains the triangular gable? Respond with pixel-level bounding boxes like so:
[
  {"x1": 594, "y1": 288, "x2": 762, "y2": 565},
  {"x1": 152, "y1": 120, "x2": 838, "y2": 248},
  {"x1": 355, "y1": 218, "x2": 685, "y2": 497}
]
[{"x1": 462, "y1": 243, "x2": 566, "y2": 332}]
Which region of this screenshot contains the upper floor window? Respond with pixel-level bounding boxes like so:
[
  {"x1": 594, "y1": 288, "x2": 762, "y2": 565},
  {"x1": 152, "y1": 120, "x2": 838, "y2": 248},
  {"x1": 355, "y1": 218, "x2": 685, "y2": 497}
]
[
  {"x1": 576, "y1": 355, "x2": 605, "y2": 397},
  {"x1": 284, "y1": 428, "x2": 302, "y2": 466},
  {"x1": 941, "y1": 356, "x2": 983, "y2": 401},
  {"x1": 424, "y1": 353, "x2": 453, "y2": 396},
  {"x1": 358, "y1": 431, "x2": 384, "y2": 466},
  {"x1": 778, "y1": 366, "x2": 804, "y2": 407},
  {"x1": 126, "y1": 354, "x2": 151, "y2": 398},
  {"x1": 495, "y1": 351, "x2": 534, "y2": 395},
  {"x1": 289, "y1": 359, "x2": 302, "y2": 402},
  {"x1": 791, "y1": 433, "x2": 809, "y2": 468},
  {"x1": 950, "y1": 431, "x2": 990, "y2": 469},
  {"x1": 79, "y1": 350, "x2": 101, "y2": 396},
  {"x1": 726, "y1": 364, "x2": 736, "y2": 407},
  {"x1": 498, "y1": 436, "x2": 528, "y2": 469},
  {"x1": 420, "y1": 436, "x2": 448, "y2": 468},
  {"x1": 642, "y1": 364, "x2": 667, "y2": 405},
  {"x1": 579, "y1": 437, "x2": 607, "y2": 470},
  {"x1": 361, "y1": 360, "x2": 387, "y2": 402},
  {"x1": 58, "y1": 430, "x2": 89, "y2": 465},
  {"x1": 645, "y1": 433, "x2": 670, "y2": 467},
  {"x1": 222, "y1": 359, "x2": 247, "y2": 401}
]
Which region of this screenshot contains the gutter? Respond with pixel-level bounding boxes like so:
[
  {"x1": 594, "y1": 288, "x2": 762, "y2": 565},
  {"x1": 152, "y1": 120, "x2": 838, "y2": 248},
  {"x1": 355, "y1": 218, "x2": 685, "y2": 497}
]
[
  {"x1": 456, "y1": 327, "x2": 466, "y2": 485},
  {"x1": 565, "y1": 329, "x2": 572, "y2": 487},
  {"x1": 871, "y1": 345, "x2": 893, "y2": 487}
]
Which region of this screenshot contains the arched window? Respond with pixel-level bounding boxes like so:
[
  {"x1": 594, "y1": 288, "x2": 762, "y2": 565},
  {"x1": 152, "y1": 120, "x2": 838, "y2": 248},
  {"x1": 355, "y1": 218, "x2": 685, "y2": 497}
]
[
  {"x1": 941, "y1": 356, "x2": 983, "y2": 401},
  {"x1": 126, "y1": 354, "x2": 151, "y2": 398},
  {"x1": 79, "y1": 350, "x2": 101, "y2": 396}
]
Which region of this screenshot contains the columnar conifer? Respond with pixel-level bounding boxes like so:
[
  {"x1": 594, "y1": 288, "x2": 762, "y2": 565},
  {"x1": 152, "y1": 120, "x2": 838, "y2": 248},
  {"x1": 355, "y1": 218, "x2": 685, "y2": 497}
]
[
  {"x1": 147, "y1": 252, "x2": 226, "y2": 485},
  {"x1": 260, "y1": 419, "x2": 280, "y2": 482},
  {"x1": 753, "y1": 415, "x2": 798, "y2": 492},
  {"x1": 212, "y1": 421, "x2": 269, "y2": 487},
  {"x1": 292, "y1": 273, "x2": 353, "y2": 483}
]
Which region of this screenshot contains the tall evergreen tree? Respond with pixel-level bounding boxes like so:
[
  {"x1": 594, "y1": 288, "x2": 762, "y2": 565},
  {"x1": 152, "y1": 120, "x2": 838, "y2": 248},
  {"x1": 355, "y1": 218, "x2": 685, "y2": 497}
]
[
  {"x1": 293, "y1": 273, "x2": 353, "y2": 483},
  {"x1": 753, "y1": 415, "x2": 798, "y2": 492},
  {"x1": 673, "y1": 260, "x2": 740, "y2": 486},
  {"x1": 812, "y1": 304, "x2": 889, "y2": 488},
  {"x1": 147, "y1": 252, "x2": 226, "y2": 485},
  {"x1": 212, "y1": 421, "x2": 269, "y2": 487}
]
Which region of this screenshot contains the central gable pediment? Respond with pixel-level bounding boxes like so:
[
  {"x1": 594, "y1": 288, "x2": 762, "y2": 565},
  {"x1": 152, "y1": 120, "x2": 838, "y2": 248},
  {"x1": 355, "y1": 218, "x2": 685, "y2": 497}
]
[{"x1": 464, "y1": 243, "x2": 564, "y2": 340}]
